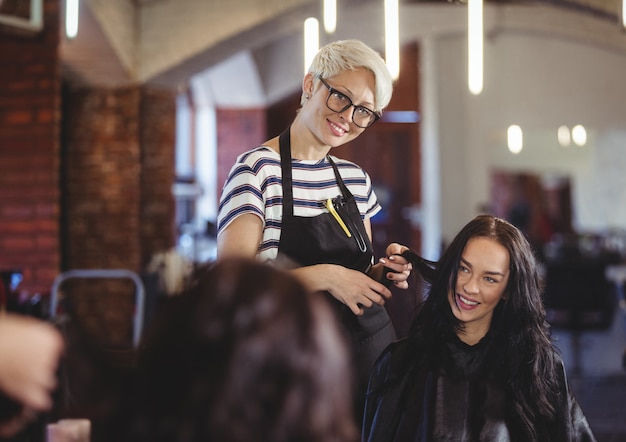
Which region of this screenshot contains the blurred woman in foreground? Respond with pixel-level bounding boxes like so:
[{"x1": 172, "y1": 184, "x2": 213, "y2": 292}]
[{"x1": 102, "y1": 258, "x2": 357, "y2": 442}]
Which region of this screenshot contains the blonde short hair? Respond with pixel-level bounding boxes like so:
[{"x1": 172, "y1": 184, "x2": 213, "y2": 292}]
[{"x1": 306, "y1": 39, "x2": 393, "y2": 113}]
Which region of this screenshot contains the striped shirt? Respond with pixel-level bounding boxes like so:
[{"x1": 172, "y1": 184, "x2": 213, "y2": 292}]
[{"x1": 217, "y1": 146, "x2": 381, "y2": 261}]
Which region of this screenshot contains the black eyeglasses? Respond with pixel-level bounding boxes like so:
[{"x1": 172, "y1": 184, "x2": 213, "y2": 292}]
[{"x1": 317, "y1": 77, "x2": 380, "y2": 129}]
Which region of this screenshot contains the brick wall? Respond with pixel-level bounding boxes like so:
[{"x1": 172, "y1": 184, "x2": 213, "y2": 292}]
[
  {"x1": 62, "y1": 85, "x2": 176, "y2": 271},
  {"x1": 0, "y1": 0, "x2": 61, "y2": 296},
  {"x1": 140, "y1": 88, "x2": 176, "y2": 265},
  {"x1": 61, "y1": 85, "x2": 175, "y2": 347},
  {"x1": 216, "y1": 108, "x2": 266, "y2": 192},
  {"x1": 62, "y1": 87, "x2": 143, "y2": 271}
]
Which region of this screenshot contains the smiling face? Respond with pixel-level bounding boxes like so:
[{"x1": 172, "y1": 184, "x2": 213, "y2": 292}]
[
  {"x1": 448, "y1": 236, "x2": 510, "y2": 344},
  {"x1": 301, "y1": 68, "x2": 376, "y2": 149}
]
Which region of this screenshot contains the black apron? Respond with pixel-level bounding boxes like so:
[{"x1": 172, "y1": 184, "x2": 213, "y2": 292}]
[{"x1": 276, "y1": 127, "x2": 397, "y2": 411}]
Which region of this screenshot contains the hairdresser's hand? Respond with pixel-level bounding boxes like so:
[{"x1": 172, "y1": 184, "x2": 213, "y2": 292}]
[
  {"x1": 0, "y1": 314, "x2": 64, "y2": 413},
  {"x1": 366, "y1": 243, "x2": 412, "y2": 290},
  {"x1": 378, "y1": 242, "x2": 412, "y2": 289},
  {"x1": 293, "y1": 264, "x2": 392, "y2": 315}
]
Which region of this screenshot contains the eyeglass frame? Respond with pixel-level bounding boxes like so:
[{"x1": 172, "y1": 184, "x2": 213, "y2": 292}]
[{"x1": 316, "y1": 76, "x2": 381, "y2": 128}]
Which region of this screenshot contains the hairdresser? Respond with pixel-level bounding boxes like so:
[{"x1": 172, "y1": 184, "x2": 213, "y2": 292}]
[{"x1": 217, "y1": 40, "x2": 412, "y2": 412}]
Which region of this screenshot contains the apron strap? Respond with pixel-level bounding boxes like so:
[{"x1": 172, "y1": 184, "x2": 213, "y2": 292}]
[
  {"x1": 279, "y1": 128, "x2": 294, "y2": 217},
  {"x1": 326, "y1": 154, "x2": 353, "y2": 199},
  {"x1": 279, "y1": 126, "x2": 352, "y2": 216}
]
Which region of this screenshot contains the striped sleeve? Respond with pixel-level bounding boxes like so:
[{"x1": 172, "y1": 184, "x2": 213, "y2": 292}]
[{"x1": 217, "y1": 148, "x2": 279, "y2": 234}]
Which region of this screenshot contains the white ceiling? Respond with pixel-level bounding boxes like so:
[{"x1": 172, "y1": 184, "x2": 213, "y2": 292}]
[{"x1": 60, "y1": 0, "x2": 626, "y2": 106}]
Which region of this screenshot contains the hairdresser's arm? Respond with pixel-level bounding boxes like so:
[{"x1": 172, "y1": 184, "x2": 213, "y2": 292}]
[
  {"x1": 217, "y1": 216, "x2": 401, "y2": 316},
  {"x1": 217, "y1": 214, "x2": 264, "y2": 259},
  {"x1": 292, "y1": 264, "x2": 393, "y2": 315},
  {"x1": 295, "y1": 219, "x2": 410, "y2": 314}
]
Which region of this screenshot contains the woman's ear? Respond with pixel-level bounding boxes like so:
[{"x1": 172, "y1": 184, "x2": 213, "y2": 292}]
[{"x1": 302, "y1": 73, "x2": 315, "y2": 97}]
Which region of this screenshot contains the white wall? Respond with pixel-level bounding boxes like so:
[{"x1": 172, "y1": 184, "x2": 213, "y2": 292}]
[
  {"x1": 435, "y1": 28, "x2": 626, "y2": 244},
  {"x1": 578, "y1": 130, "x2": 626, "y2": 232}
]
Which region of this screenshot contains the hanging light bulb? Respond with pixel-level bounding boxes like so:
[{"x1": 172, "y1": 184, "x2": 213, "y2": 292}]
[
  {"x1": 385, "y1": 0, "x2": 400, "y2": 80},
  {"x1": 304, "y1": 17, "x2": 319, "y2": 74},
  {"x1": 468, "y1": 0, "x2": 483, "y2": 94},
  {"x1": 323, "y1": 0, "x2": 336, "y2": 34},
  {"x1": 66, "y1": 0, "x2": 79, "y2": 39}
]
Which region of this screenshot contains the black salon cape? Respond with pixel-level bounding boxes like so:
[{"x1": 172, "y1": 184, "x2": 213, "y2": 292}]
[{"x1": 362, "y1": 334, "x2": 596, "y2": 442}]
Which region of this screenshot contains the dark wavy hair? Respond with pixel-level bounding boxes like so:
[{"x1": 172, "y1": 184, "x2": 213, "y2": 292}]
[
  {"x1": 404, "y1": 214, "x2": 560, "y2": 440},
  {"x1": 101, "y1": 258, "x2": 357, "y2": 442}
]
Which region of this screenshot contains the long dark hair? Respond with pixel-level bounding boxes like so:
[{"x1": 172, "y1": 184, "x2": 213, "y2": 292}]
[
  {"x1": 404, "y1": 215, "x2": 560, "y2": 440},
  {"x1": 101, "y1": 258, "x2": 357, "y2": 442}
]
